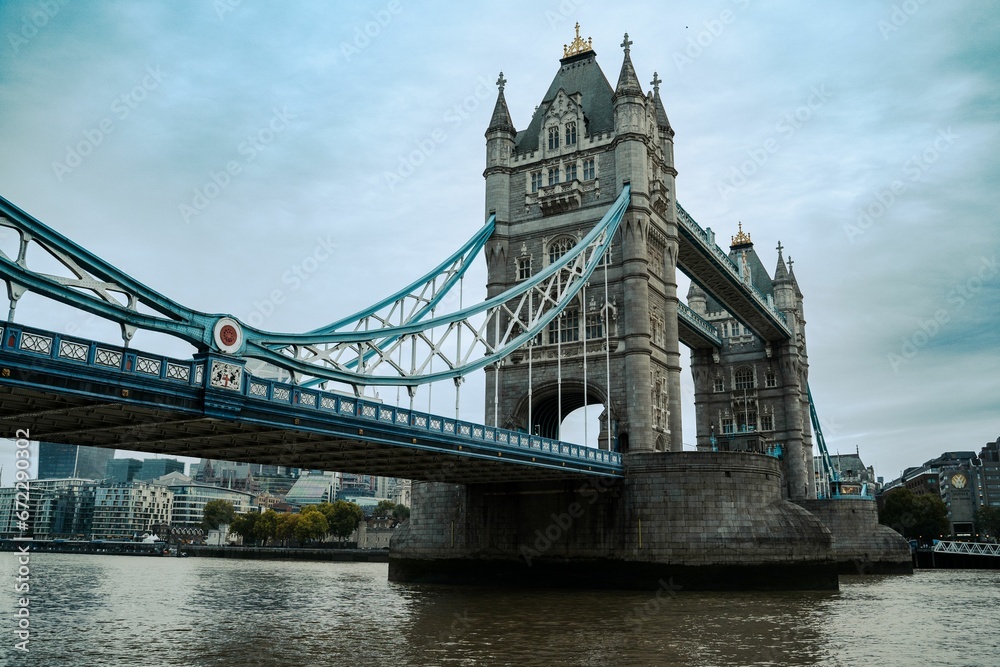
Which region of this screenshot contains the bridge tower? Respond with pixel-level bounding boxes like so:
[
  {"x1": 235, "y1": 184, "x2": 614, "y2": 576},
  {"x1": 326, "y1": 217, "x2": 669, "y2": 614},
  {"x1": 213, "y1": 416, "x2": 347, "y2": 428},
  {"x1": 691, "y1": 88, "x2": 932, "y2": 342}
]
[
  {"x1": 483, "y1": 28, "x2": 683, "y2": 453},
  {"x1": 687, "y1": 234, "x2": 814, "y2": 499}
]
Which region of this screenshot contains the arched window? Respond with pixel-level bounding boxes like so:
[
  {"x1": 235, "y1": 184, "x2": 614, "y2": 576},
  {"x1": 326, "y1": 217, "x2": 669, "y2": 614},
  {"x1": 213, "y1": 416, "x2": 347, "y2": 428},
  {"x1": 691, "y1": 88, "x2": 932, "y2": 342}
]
[
  {"x1": 565, "y1": 122, "x2": 577, "y2": 146},
  {"x1": 547, "y1": 126, "x2": 560, "y2": 150},
  {"x1": 734, "y1": 367, "x2": 755, "y2": 390},
  {"x1": 765, "y1": 369, "x2": 777, "y2": 388},
  {"x1": 548, "y1": 237, "x2": 575, "y2": 264}
]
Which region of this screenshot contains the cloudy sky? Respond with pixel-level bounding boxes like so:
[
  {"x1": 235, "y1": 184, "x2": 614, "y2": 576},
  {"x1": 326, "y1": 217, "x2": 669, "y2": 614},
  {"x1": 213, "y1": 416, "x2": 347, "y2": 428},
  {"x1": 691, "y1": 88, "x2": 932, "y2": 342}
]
[{"x1": 0, "y1": 0, "x2": 996, "y2": 484}]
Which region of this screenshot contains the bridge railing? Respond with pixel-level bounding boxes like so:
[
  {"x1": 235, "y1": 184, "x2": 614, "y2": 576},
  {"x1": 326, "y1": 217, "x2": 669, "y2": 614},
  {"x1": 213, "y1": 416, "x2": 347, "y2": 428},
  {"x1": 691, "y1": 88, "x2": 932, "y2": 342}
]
[
  {"x1": 247, "y1": 373, "x2": 622, "y2": 469},
  {"x1": 676, "y1": 302, "x2": 722, "y2": 346},
  {"x1": 675, "y1": 203, "x2": 790, "y2": 333},
  {"x1": 0, "y1": 323, "x2": 622, "y2": 471},
  {"x1": 932, "y1": 540, "x2": 1000, "y2": 557}
]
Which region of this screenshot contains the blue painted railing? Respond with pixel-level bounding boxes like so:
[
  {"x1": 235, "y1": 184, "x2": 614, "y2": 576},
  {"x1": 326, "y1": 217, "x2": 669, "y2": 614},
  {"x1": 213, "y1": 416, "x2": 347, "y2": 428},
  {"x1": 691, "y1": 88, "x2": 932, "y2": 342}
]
[
  {"x1": 0, "y1": 324, "x2": 622, "y2": 472},
  {"x1": 675, "y1": 202, "x2": 790, "y2": 333}
]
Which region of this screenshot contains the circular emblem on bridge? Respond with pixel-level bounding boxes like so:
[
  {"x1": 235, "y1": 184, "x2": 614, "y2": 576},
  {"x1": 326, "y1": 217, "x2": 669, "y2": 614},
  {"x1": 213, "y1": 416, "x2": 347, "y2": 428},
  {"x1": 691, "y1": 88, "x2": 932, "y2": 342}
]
[{"x1": 213, "y1": 317, "x2": 244, "y2": 354}]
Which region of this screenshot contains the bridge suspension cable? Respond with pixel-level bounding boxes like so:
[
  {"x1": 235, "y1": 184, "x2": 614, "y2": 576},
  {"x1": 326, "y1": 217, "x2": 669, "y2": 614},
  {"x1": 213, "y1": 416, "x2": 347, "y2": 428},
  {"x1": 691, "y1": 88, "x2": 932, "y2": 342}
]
[{"x1": 0, "y1": 186, "x2": 631, "y2": 392}]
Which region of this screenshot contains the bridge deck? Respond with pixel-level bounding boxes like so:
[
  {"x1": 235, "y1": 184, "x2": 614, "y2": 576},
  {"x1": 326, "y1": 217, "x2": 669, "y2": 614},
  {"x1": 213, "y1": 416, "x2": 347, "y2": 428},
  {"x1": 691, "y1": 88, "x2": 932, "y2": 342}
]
[{"x1": 0, "y1": 325, "x2": 621, "y2": 484}]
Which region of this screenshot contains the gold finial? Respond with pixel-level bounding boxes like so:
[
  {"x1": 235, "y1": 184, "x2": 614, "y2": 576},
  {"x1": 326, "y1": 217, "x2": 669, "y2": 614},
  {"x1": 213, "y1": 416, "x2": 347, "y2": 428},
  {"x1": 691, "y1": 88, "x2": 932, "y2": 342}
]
[
  {"x1": 563, "y1": 22, "x2": 594, "y2": 58},
  {"x1": 731, "y1": 221, "x2": 752, "y2": 247}
]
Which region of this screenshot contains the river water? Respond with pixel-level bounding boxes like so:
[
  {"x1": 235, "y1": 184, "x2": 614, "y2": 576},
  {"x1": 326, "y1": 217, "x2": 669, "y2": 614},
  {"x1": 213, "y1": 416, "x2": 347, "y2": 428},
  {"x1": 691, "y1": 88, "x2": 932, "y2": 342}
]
[{"x1": 0, "y1": 553, "x2": 996, "y2": 666}]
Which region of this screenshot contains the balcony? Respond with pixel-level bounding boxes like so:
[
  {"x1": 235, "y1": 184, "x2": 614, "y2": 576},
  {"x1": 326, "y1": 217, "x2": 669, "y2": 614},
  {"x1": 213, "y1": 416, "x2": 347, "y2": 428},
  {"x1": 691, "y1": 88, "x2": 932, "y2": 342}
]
[{"x1": 537, "y1": 179, "x2": 583, "y2": 215}]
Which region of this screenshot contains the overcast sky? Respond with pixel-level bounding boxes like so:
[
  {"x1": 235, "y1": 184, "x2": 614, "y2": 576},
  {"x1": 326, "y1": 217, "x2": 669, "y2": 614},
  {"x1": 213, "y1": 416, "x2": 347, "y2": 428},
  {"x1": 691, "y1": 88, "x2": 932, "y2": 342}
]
[{"x1": 0, "y1": 1, "x2": 996, "y2": 484}]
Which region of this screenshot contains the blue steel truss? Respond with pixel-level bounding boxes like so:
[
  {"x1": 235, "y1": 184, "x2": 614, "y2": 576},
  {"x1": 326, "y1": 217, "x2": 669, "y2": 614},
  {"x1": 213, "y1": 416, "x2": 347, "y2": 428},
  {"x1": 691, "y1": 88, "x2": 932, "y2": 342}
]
[
  {"x1": 0, "y1": 187, "x2": 630, "y2": 388},
  {"x1": 0, "y1": 321, "x2": 623, "y2": 477}
]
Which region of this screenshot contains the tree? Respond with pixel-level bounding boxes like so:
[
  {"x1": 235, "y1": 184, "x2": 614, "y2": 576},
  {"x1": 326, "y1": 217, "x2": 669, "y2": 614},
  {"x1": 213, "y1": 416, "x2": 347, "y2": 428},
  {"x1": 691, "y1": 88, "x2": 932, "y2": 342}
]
[
  {"x1": 229, "y1": 512, "x2": 260, "y2": 545},
  {"x1": 879, "y1": 487, "x2": 949, "y2": 541},
  {"x1": 325, "y1": 500, "x2": 365, "y2": 541},
  {"x1": 254, "y1": 509, "x2": 279, "y2": 546},
  {"x1": 294, "y1": 508, "x2": 330, "y2": 544},
  {"x1": 202, "y1": 500, "x2": 236, "y2": 532},
  {"x1": 375, "y1": 499, "x2": 397, "y2": 518},
  {"x1": 974, "y1": 506, "x2": 1000, "y2": 539},
  {"x1": 276, "y1": 513, "x2": 299, "y2": 546},
  {"x1": 392, "y1": 504, "x2": 410, "y2": 521}
]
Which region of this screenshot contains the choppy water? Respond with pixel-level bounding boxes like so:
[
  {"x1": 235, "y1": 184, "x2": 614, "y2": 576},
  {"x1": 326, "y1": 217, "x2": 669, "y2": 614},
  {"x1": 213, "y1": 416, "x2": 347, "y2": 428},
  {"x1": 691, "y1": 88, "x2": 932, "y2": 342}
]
[{"x1": 0, "y1": 553, "x2": 997, "y2": 666}]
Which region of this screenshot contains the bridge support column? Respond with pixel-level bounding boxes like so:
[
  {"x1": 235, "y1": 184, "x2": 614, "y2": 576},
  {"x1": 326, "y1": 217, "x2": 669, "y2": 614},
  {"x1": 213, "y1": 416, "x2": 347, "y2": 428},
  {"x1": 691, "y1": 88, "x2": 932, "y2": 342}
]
[
  {"x1": 794, "y1": 499, "x2": 912, "y2": 574},
  {"x1": 779, "y1": 343, "x2": 808, "y2": 499},
  {"x1": 390, "y1": 452, "x2": 838, "y2": 591}
]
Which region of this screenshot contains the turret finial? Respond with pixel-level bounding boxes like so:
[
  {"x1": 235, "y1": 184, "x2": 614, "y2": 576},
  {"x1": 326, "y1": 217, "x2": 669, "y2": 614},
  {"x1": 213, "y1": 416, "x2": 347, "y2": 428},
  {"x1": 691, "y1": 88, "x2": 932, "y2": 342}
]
[
  {"x1": 563, "y1": 22, "x2": 594, "y2": 58},
  {"x1": 731, "y1": 221, "x2": 752, "y2": 248},
  {"x1": 651, "y1": 72, "x2": 662, "y2": 94},
  {"x1": 496, "y1": 71, "x2": 507, "y2": 92},
  {"x1": 621, "y1": 32, "x2": 633, "y2": 56}
]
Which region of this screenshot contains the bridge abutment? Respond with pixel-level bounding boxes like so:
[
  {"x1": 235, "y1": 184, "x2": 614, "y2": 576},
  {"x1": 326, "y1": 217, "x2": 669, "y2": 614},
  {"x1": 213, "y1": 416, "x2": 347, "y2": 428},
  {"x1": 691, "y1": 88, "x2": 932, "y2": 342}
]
[
  {"x1": 794, "y1": 499, "x2": 913, "y2": 574},
  {"x1": 389, "y1": 451, "x2": 838, "y2": 590}
]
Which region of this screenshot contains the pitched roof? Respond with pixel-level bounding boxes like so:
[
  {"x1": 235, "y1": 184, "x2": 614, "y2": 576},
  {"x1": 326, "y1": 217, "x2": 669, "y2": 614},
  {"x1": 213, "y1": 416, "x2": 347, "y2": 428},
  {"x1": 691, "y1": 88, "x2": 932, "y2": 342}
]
[{"x1": 514, "y1": 52, "x2": 615, "y2": 153}]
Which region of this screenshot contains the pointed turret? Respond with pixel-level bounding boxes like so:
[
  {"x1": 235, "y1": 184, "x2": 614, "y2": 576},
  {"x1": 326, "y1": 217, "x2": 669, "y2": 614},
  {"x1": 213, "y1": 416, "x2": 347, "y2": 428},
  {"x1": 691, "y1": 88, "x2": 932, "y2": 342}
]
[
  {"x1": 773, "y1": 241, "x2": 789, "y2": 282},
  {"x1": 687, "y1": 282, "x2": 708, "y2": 316},
  {"x1": 487, "y1": 72, "x2": 516, "y2": 135},
  {"x1": 650, "y1": 72, "x2": 672, "y2": 135},
  {"x1": 484, "y1": 72, "x2": 516, "y2": 222},
  {"x1": 613, "y1": 33, "x2": 643, "y2": 100}
]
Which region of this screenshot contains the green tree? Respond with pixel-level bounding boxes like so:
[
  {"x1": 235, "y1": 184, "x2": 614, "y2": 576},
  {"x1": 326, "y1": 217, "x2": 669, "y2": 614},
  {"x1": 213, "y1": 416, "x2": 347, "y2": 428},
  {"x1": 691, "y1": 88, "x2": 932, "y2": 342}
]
[
  {"x1": 375, "y1": 499, "x2": 397, "y2": 518},
  {"x1": 879, "y1": 487, "x2": 949, "y2": 541},
  {"x1": 276, "y1": 513, "x2": 299, "y2": 546},
  {"x1": 254, "y1": 509, "x2": 279, "y2": 546},
  {"x1": 294, "y1": 508, "x2": 330, "y2": 544},
  {"x1": 973, "y1": 506, "x2": 1000, "y2": 539},
  {"x1": 325, "y1": 500, "x2": 365, "y2": 541},
  {"x1": 392, "y1": 504, "x2": 410, "y2": 521},
  {"x1": 229, "y1": 512, "x2": 260, "y2": 545},
  {"x1": 202, "y1": 500, "x2": 237, "y2": 532}
]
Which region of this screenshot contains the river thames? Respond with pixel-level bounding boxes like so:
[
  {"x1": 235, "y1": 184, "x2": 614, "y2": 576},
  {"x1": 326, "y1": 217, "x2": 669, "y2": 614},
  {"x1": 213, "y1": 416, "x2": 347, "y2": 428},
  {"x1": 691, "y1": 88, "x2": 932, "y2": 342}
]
[{"x1": 1, "y1": 553, "x2": 996, "y2": 666}]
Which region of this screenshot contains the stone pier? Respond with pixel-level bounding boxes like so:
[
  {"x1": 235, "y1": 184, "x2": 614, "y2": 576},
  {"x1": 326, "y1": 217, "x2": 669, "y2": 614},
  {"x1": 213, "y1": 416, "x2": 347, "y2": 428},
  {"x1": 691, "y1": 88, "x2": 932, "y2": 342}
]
[
  {"x1": 389, "y1": 452, "x2": 838, "y2": 591},
  {"x1": 794, "y1": 499, "x2": 913, "y2": 574}
]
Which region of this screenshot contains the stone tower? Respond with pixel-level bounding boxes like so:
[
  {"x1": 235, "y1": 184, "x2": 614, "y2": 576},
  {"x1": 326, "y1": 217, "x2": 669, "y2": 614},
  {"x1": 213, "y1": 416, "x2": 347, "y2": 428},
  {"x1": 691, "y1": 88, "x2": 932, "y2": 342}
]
[
  {"x1": 687, "y1": 231, "x2": 814, "y2": 498},
  {"x1": 482, "y1": 27, "x2": 683, "y2": 453}
]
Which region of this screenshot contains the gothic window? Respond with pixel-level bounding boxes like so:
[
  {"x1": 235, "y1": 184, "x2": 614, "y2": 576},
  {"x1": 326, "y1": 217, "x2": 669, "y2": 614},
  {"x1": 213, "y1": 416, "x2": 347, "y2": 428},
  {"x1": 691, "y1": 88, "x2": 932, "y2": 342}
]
[
  {"x1": 531, "y1": 171, "x2": 542, "y2": 192},
  {"x1": 713, "y1": 377, "x2": 724, "y2": 393},
  {"x1": 548, "y1": 167, "x2": 560, "y2": 185},
  {"x1": 651, "y1": 312, "x2": 664, "y2": 346},
  {"x1": 548, "y1": 237, "x2": 575, "y2": 264},
  {"x1": 548, "y1": 127, "x2": 560, "y2": 150},
  {"x1": 583, "y1": 158, "x2": 596, "y2": 180},
  {"x1": 565, "y1": 163, "x2": 578, "y2": 181},
  {"x1": 585, "y1": 312, "x2": 603, "y2": 339},
  {"x1": 721, "y1": 322, "x2": 729, "y2": 338},
  {"x1": 734, "y1": 367, "x2": 755, "y2": 390},
  {"x1": 737, "y1": 410, "x2": 757, "y2": 433},
  {"x1": 565, "y1": 122, "x2": 577, "y2": 146},
  {"x1": 722, "y1": 418, "x2": 734, "y2": 434},
  {"x1": 760, "y1": 414, "x2": 774, "y2": 431},
  {"x1": 517, "y1": 256, "x2": 531, "y2": 281},
  {"x1": 765, "y1": 369, "x2": 777, "y2": 388},
  {"x1": 652, "y1": 377, "x2": 668, "y2": 430},
  {"x1": 548, "y1": 308, "x2": 579, "y2": 343}
]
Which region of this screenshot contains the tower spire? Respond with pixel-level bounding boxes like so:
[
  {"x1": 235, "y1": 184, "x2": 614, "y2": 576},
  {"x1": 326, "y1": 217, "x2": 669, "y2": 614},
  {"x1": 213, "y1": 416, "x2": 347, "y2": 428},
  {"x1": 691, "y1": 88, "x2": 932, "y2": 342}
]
[
  {"x1": 614, "y1": 33, "x2": 642, "y2": 99},
  {"x1": 774, "y1": 241, "x2": 789, "y2": 281},
  {"x1": 486, "y1": 71, "x2": 515, "y2": 134}
]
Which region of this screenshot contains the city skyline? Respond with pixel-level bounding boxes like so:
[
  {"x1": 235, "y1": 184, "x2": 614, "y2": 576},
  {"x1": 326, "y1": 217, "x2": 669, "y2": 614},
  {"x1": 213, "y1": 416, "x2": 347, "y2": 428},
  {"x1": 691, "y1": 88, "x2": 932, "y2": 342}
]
[{"x1": 0, "y1": 2, "x2": 996, "y2": 480}]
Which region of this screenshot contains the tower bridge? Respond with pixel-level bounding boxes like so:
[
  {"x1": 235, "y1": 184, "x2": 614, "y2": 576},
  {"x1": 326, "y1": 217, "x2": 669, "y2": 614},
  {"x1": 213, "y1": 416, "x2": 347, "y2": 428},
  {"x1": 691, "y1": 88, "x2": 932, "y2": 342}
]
[{"x1": 0, "y1": 27, "x2": 911, "y2": 590}]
